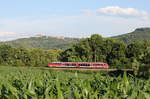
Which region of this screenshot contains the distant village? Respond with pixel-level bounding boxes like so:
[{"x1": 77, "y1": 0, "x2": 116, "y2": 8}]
[
  {"x1": 33, "y1": 34, "x2": 80, "y2": 40},
  {"x1": 34, "y1": 34, "x2": 65, "y2": 39}
]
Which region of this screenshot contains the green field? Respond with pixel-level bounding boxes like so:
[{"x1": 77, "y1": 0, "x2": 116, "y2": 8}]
[{"x1": 0, "y1": 66, "x2": 149, "y2": 99}]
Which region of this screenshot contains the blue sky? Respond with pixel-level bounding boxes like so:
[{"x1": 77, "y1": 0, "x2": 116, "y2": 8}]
[{"x1": 0, "y1": 0, "x2": 150, "y2": 41}]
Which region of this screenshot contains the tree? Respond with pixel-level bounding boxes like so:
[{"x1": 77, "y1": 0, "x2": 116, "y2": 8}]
[
  {"x1": 46, "y1": 49, "x2": 63, "y2": 62},
  {"x1": 0, "y1": 43, "x2": 14, "y2": 65},
  {"x1": 106, "y1": 40, "x2": 127, "y2": 68},
  {"x1": 12, "y1": 46, "x2": 31, "y2": 66},
  {"x1": 89, "y1": 34, "x2": 103, "y2": 62}
]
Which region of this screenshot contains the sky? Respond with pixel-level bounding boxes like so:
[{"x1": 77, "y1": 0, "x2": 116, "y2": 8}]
[{"x1": 0, "y1": 0, "x2": 150, "y2": 41}]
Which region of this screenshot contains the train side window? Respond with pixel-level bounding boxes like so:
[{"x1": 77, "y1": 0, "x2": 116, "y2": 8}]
[
  {"x1": 79, "y1": 64, "x2": 83, "y2": 66},
  {"x1": 80, "y1": 64, "x2": 90, "y2": 66},
  {"x1": 79, "y1": 64, "x2": 82, "y2": 66},
  {"x1": 65, "y1": 64, "x2": 70, "y2": 66},
  {"x1": 93, "y1": 64, "x2": 104, "y2": 65},
  {"x1": 87, "y1": 64, "x2": 90, "y2": 66},
  {"x1": 64, "y1": 63, "x2": 76, "y2": 66}
]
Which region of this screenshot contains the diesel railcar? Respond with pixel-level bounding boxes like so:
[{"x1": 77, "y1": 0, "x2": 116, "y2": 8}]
[{"x1": 48, "y1": 62, "x2": 109, "y2": 69}]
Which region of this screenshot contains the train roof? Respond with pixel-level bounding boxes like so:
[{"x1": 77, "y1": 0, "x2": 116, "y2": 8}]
[{"x1": 49, "y1": 62, "x2": 107, "y2": 64}]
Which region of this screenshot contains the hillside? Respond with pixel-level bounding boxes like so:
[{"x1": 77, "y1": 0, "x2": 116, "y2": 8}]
[
  {"x1": 4, "y1": 36, "x2": 80, "y2": 50},
  {"x1": 4, "y1": 28, "x2": 150, "y2": 49},
  {"x1": 112, "y1": 28, "x2": 150, "y2": 43}
]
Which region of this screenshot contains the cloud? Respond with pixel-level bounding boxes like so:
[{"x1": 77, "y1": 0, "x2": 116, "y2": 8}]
[
  {"x1": 0, "y1": 32, "x2": 17, "y2": 36},
  {"x1": 0, "y1": 14, "x2": 150, "y2": 41},
  {"x1": 0, "y1": 32, "x2": 19, "y2": 41},
  {"x1": 83, "y1": 6, "x2": 149, "y2": 20}
]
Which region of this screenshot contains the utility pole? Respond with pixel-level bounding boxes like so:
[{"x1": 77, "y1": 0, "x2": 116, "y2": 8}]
[{"x1": 94, "y1": 49, "x2": 97, "y2": 62}]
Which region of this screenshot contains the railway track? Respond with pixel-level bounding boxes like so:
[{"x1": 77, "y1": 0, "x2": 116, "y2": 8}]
[{"x1": 19, "y1": 66, "x2": 133, "y2": 71}]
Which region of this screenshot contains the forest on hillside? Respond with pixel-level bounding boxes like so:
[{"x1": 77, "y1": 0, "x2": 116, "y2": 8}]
[
  {"x1": 112, "y1": 28, "x2": 150, "y2": 43},
  {"x1": 0, "y1": 34, "x2": 149, "y2": 77},
  {"x1": 4, "y1": 36, "x2": 80, "y2": 50}
]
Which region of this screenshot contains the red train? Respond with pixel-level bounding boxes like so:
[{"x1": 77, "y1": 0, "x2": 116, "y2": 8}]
[{"x1": 48, "y1": 62, "x2": 109, "y2": 69}]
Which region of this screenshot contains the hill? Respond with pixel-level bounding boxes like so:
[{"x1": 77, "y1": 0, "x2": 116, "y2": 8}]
[
  {"x1": 4, "y1": 28, "x2": 150, "y2": 49},
  {"x1": 4, "y1": 36, "x2": 80, "y2": 50},
  {"x1": 112, "y1": 28, "x2": 150, "y2": 43}
]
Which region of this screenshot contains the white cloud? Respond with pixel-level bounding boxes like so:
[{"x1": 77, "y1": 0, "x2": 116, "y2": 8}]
[
  {"x1": 0, "y1": 14, "x2": 150, "y2": 41},
  {"x1": 83, "y1": 6, "x2": 149, "y2": 20},
  {"x1": 0, "y1": 32, "x2": 17, "y2": 36},
  {"x1": 0, "y1": 31, "x2": 19, "y2": 41}
]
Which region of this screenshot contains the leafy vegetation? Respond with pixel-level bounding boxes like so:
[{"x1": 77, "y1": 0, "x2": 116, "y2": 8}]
[
  {"x1": 112, "y1": 28, "x2": 150, "y2": 43},
  {"x1": 0, "y1": 66, "x2": 149, "y2": 99},
  {"x1": 4, "y1": 36, "x2": 80, "y2": 50}
]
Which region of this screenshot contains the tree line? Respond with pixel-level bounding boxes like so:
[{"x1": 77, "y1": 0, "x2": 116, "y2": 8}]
[
  {"x1": 0, "y1": 44, "x2": 62, "y2": 67},
  {"x1": 61, "y1": 34, "x2": 150, "y2": 76},
  {"x1": 0, "y1": 34, "x2": 149, "y2": 76}
]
